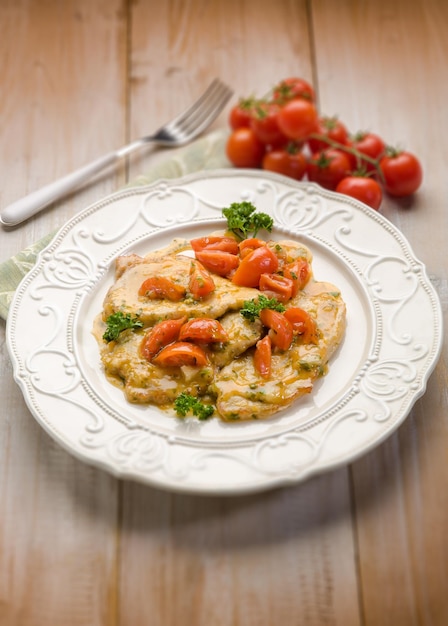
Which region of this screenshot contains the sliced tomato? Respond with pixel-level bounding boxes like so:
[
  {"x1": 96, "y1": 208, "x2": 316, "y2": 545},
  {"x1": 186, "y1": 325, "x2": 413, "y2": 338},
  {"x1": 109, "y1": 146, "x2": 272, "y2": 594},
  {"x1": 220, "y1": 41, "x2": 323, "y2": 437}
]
[
  {"x1": 259, "y1": 309, "x2": 293, "y2": 351},
  {"x1": 194, "y1": 249, "x2": 240, "y2": 277},
  {"x1": 231, "y1": 245, "x2": 279, "y2": 287},
  {"x1": 138, "y1": 276, "x2": 186, "y2": 301},
  {"x1": 283, "y1": 259, "x2": 311, "y2": 296},
  {"x1": 284, "y1": 307, "x2": 318, "y2": 344},
  {"x1": 152, "y1": 342, "x2": 208, "y2": 368},
  {"x1": 254, "y1": 335, "x2": 272, "y2": 378},
  {"x1": 189, "y1": 261, "x2": 215, "y2": 299},
  {"x1": 139, "y1": 317, "x2": 186, "y2": 361},
  {"x1": 179, "y1": 318, "x2": 228, "y2": 343},
  {"x1": 238, "y1": 237, "x2": 266, "y2": 258},
  {"x1": 190, "y1": 236, "x2": 239, "y2": 254},
  {"x1": 258, "y1": 273, "x2": 294, "y2": 303}
]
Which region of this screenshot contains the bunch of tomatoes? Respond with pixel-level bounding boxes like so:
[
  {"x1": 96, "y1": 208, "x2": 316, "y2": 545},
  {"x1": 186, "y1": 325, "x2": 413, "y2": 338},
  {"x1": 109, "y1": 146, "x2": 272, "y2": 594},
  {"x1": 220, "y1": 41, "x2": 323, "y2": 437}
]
[{"x1": 225, "y1": 77, "x2": 423, "y2": 210}]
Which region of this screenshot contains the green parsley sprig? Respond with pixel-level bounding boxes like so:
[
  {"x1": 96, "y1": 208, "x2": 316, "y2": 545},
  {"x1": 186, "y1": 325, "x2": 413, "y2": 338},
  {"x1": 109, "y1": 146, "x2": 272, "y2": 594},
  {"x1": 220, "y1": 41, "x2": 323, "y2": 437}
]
[
  {"x1": 103, "y1": 312, "x2": 144, "y2": 343},
  {"x1": 240, "y1": 295, "x2": 285, "y2": 322},
  {"x1": 222, "y1": 201, "x2": 273, "y2": 240},
  {"x1": 174, "y1": 392, "x2": 214, "y2": 420}
]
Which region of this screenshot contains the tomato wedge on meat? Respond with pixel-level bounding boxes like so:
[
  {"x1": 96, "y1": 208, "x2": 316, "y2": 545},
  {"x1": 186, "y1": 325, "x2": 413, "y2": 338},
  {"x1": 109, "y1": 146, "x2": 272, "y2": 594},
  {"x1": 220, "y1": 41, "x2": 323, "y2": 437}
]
[
  {"x1": 284, "y1": 307, "x2": 318, "y2": 344},
  {"x1": 178, "y1": 318, "x2": 228, "y2": 343},
  {"x1": 190, "y1": 236, "x2": 239, "y2": 254},
  {"x1": 258, "y1": 273, "x2": 294, "y2": 303},
  {"x1": 283, "y1": 259, "x2": 311, "y2": 296},
  {"x1": 152, "y1": 342, "x2": 209, "y2": 367},
  {"x1": 238, "y1": 238, "x2": 267, "y2": 259},
  {"x1": 189, "y1": 260, "x2": 215, "y2": 299},
  {"x1": 194, "y1": 249, "x2": 240, "y2": 277},
  {"x1": 231, "y1": 245, "x2": 279, "y2": 287},
  {"x1": 259, "y1": 309, "x2": 293, "y2": 351},
  {"x1": 254, "y1": 335, "x2": 272, "y2": 378},
  {"x1": 139, "y1": 317, "x2": 186, "y2": 361},
  {"x1": 138, "y1": 276, "x2": 186, "y2": 301}
]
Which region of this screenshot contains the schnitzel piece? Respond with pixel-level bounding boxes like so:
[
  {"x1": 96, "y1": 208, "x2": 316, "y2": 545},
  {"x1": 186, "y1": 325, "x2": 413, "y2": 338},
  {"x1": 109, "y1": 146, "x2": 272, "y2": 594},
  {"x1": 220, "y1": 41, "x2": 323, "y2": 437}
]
[
  {"x1": 102, "y1": 253, "x2": 259, "y2": 326},
  {"x1": 212, "y1": 281, "x2": 346, "y2": 420}
]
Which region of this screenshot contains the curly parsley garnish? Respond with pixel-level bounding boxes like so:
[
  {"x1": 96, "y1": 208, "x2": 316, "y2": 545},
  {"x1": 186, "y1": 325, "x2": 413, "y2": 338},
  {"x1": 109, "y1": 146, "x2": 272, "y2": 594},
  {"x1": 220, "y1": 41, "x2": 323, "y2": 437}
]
[
  {"x1": 222, "y1": 201, "x2": 273, "y2": 240},
  {"x1": 240, "y1": 295, "x2": 285, "y2": 322},
  {"x1": 174, "y1": 393, "x2": 214, "y2": 420},
  {"x1": 103, "y1": 312, "x2": 143, "y2": 343}
]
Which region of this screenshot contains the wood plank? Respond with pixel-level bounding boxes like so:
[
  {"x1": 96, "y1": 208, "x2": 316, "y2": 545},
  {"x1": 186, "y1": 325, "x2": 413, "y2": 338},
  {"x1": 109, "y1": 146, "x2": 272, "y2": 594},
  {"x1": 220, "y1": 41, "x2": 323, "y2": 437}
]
[
  {"x1": 0, "y1": 1, "x2": 127, "y2": 623},
  {"x1": 119, "y1": 2, "x2": 361, "y2": 625},
  {"x1": 311, "y1": 1, "x2": 448, "y2": 624}
]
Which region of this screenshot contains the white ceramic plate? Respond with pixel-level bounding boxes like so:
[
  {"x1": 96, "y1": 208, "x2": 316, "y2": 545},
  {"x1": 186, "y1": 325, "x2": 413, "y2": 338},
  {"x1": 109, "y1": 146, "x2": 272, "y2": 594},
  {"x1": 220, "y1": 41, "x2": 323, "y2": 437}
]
[{"x1": 7, "y1": 170, "x2": 443, "y2": 495}]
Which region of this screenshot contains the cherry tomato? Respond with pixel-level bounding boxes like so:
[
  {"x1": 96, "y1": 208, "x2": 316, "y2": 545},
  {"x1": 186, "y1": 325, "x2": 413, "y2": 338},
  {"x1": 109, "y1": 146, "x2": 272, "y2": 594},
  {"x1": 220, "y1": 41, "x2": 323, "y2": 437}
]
[
  {"x1": 262, "y1": 147, "x2": 307, "y2": 180},
  {"x1": 231, "y1": 245, "x2": 279, "y2": 287},
  {"x1": 226, "y1": 127, "x2": 265, "y2": 168},
  {"x1": 152, "y1": 342, "x2": 208, "y2": 368},
  {"x1": 254, "y1": 335, "x2": 272, "y2": 378},
  {"x1": 238, "y1": 238, "x2": 266, "y2": 258},
  {"x1": 336, "y1": 176, "x2": 383, "y2": 210},
  {"x1": 189, "y1": 260, "x2": 215, "y2": 299},
  {"x1": 138, "y1": 276, "x2": 186, "y2": 301},
  {"x1": 307, "y1": 148, "x2": 352, "y2": 190},
  {"x1": 139, "y1": 318, "x2": 186, "y2": 361},
  {"x1": 379, "y1": 149, "x2": 423, "y2": 197},
  {"x1": 190, "y1": 236, "x2": 239, "y2": 254},
  {"x1": 283, "y1": 259, "x2": 311, "y2": 296},
  {"x1": 249, "y1": 101, "x2": 286, "y2": 147},
  {"x1": 277, "y1": 99, "x2": 319, "y2": 142},
  {"x1": 179, "y1": 318, "x2": 228, "y2": 343},
  {"x1": 229, "y1": 99, "x2": 254, "y2": 130},
  {"x1": 349, "y1": 132, "x2": 386, "y2": 171},
  {"x1": 259, "y1": 309, "x2": 293, "y2": 351},
  {"x1": 284, "y1": 308, "x2": 318, "y2": 344},
  {"x1": 308, "y1": 116, "x2": 349, "y2": 153},
  {"x1": 258, "y1": 273, "x2": 294, "y2": 303},
  {"x1": 272, "y1": 77, "x2": 315, "y2": 103},
  {"x1": 194, "y1": 249, "x2": 240, "y2": 277}
]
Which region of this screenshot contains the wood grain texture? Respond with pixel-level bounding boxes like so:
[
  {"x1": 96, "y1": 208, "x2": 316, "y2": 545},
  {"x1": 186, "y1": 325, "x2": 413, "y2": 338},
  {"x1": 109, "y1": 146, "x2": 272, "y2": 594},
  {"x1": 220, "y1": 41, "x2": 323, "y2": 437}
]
[
  {"x1": 0, "y1": 0, "x2": 447, "y2": 624},
  {"x1": 0, "y1": 1, "x2": 126, "y2": 624},
  {"x1": 311, "y1": 1, "x2": 448, "y2": 624}
]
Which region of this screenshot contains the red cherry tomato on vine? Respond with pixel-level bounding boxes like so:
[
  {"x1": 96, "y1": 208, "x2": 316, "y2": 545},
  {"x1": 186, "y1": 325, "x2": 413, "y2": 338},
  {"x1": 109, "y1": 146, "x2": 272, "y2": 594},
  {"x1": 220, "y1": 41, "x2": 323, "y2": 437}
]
[
  {"x1": 272, "y1": 77, "x2": 315, "y2": 103},
  {"x1": 379, "y1": 150, "x2": 423, "y2": 197},
  {"x1": 349, "y1": 132, "x2": 386, "y2": 171},
  {"x1": 277, "y1": 99, "x2": 319, "y2": 142},
  {"x1": 262, "y1": 147, "x2": 307, "y2": 180},
  {"x1": 228, "y1": 99, "x2": 254, "y2": 130},
  {"x1": 250, "y1": 102, "x2": 286, "y2": 147},
  {"x1": 335, "y1": 176, "x2": 383, "y2": 211},
  {"x1": 307, "y1": 148, "x2": 352, "y2": 190},
  {"x1": 226, "y1": 127, "x2": 265, "y2": 168},
  {"x1": 308, "y1": 116, "x2": 349, "y2": 154}
]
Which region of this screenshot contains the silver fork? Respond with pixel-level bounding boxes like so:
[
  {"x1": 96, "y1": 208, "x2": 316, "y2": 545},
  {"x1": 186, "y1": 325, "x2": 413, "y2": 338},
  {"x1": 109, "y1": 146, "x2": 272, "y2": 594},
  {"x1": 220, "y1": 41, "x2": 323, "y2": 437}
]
[{"x1": 1, "y1": 79, "x2": 233, "y2": 226}]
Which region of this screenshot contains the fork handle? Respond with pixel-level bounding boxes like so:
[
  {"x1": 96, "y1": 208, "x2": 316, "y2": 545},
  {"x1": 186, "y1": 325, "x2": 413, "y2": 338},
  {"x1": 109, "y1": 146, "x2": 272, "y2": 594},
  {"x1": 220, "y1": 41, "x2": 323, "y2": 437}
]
[{"x1": 0, "y1": 151, "x2": 123, "y2": 226}]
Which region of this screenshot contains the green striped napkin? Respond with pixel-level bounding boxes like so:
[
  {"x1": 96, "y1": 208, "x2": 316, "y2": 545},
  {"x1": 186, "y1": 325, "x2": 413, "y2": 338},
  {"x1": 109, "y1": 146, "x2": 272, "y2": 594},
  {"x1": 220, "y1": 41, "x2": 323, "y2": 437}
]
[{"x1": 0, "y1": 130, "x2": 229, "y2": 320}]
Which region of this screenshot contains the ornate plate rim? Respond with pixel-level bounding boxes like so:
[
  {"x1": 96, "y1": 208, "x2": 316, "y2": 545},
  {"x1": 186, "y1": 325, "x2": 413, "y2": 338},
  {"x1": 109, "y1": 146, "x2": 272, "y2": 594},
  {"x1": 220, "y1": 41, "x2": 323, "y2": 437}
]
[{"x1": 6, "y1": 169, "x2": 443, "y2": 495}]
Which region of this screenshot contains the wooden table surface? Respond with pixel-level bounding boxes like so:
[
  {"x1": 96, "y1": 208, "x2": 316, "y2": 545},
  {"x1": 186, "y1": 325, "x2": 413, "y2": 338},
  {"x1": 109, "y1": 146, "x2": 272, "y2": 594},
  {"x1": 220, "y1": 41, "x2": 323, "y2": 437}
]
[{"x1": 1, "y1": 1, "x2": 447, "y2": 624}]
